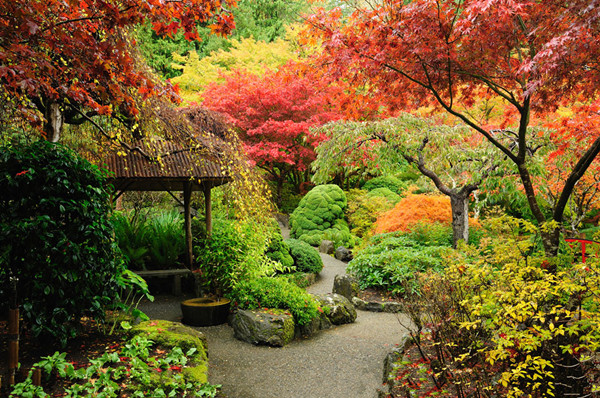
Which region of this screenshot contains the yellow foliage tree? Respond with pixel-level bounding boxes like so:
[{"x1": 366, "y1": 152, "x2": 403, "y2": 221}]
[{"x1": 171, "y1": 35, "x2": 298, "y2": 104}]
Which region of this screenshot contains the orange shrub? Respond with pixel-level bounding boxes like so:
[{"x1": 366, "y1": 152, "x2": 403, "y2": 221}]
[{"x1": 373, "y1": 194, "x2": 452, "y2": 234}]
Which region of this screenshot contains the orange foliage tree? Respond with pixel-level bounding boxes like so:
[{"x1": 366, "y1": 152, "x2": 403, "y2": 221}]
[{"x1": 373, "y1": 194, "x2": 452, "y2": 235}]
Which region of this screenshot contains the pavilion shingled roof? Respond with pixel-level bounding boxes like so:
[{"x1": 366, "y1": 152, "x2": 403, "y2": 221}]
[{"x1": 103, "y1": 106, "x2": 232, "y2": 192}]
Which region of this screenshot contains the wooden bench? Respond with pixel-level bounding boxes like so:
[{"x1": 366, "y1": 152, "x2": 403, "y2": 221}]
[{"x1": 134, "y1": 269, "x2": 192, "y2": 296}]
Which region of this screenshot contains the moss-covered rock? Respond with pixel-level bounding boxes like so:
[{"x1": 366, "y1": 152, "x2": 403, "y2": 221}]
[
  {"x1": 130, "y1": 320, "x2": 209, "y2": 384},
  {"x1": 289, "y1": 184, "x2": 355, "y2": 248},
  {"x1": 131, "y1": 320, "x2": 207, "y2": 358},
  {"x1": 231, "y1": 308, "x2": 295, "y2": 347}
]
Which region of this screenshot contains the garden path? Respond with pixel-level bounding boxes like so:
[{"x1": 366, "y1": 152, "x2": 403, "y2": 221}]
[{"x1": 139, "y1": 227, "x2": 410, "y2": 398}]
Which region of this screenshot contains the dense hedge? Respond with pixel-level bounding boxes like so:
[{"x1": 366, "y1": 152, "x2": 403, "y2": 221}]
[
  {"x1": 289, "y1": 184, "x2": 355, "y2": 247},
  {"x1": 285, "y1": 238, "x2": 323, "y2": 274},
  {"x1": 0, "y1": 141, "x2": 122, "y2": 346}
]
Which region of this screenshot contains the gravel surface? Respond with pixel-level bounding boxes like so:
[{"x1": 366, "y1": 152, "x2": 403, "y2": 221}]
[{"x1": 138, "y1": 227, "x2": 410, "y2": 398}]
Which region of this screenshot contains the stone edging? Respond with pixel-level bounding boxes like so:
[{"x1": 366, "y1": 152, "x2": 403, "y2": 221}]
[
  {"x1": 377, "y1": 335, "x2": 413, "y2": 398},
  {"x1": 351, "y1": 296, "x2": 403, "y2": 313}
]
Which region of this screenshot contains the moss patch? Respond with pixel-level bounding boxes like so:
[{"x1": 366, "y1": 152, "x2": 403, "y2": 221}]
[
  {"x1": 131, "y1": 320, "x2": 207, "y2": 360},
  {"x1": 130, "y1": 320, "x2": 209, "y2": 386}
]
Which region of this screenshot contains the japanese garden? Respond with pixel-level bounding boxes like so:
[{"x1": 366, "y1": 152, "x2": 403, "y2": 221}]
[{"x1": 1, "y1": 0, "x2": 600, "y2": 397}]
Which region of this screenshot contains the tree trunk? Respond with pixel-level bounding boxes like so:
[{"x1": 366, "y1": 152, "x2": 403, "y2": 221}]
[
  {"x1": 276, "y1": 177, "x2": 284, "y2": 208},
  {"x1": 43, "y1": 102, "x2": 64, "y2": 142},
  {"x1": 450, "y1": 193, "x2": 470, "y2": 248}
]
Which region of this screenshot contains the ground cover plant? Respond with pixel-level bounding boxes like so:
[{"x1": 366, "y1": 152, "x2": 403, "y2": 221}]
[
  {"x1": 289, "y1": 184, "x2": 355, "y2": 248},
  {"x1": 347, "y1": 224, "x2": 452, "y2": 296},
  {"x1": 9, "y1": 332, "x2": 218, "y2": 397}
]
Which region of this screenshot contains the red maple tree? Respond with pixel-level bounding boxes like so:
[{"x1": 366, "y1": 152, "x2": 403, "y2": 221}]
[
  {"x1": 202, "y1": 64, "x2": 346, "y2": 203},
  {"x1": 0, "y1": 0, "x2": 236, "y2": 141},
  {"x1": 305, "y1": 0, "x2": 600, "y2": 260}
]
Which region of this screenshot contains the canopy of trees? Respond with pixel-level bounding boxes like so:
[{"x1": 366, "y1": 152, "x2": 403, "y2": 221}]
[{"x1": 306, "y1": 0, "x2": 600, "y2": 260}]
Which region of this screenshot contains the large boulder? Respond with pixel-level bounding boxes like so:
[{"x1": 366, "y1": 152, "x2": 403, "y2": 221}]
[
  {"x1": 232, "y1": 309, "x2": 295, "y2": 347},
  {"x1": 332, "y1": 274, "x2": 359, "y2": 300},
  {"x1": 335, "y1": 246, "x2": 353, "y2": 262},
  {"x1": 319, "y1": 239, "x2": 335, "y2": 255},
  {"x1": 296, "y1": 311, "x2": 332, "y2": 338},
  {"x1": 314, "y1": 293, "x2": 357, "y2": 325}
]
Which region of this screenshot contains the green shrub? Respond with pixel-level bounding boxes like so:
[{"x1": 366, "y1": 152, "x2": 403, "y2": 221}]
[
  {"x1": 289, "y1": 184, "x2": 355, "y2": 247},
  {"x1": 362, "y1": 175, "x2": 408, "y2": 195},
  {"x1": 265, "y1": 231, "x2": 294, "y2": 270},
  {"x1": 285, "y1": 238, "x2": 323, "y2": 274},
  {"x1": 227, "y1": 277, "x2": 320, "y2": 326},
  {"x1": 0, "y1": 141, "x2": 122, "y2": 346},
  {"x1": 347, "y1": 232, "x2": 450, "y2": 295},
  {"x1": 346, "y1": 188, "x2": 397, "y2": 238},
  {"x1": 193, "y1": 217, "x2": 250, "y2": 296},
  {"x1": 366, "y1": 187, "x2": 401, "y2": 203}
]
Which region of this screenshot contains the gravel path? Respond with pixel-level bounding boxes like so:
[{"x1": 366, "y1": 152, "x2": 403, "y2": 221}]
[{"x1": 139, "y1": 230, "x2": 410, "y2": 398}]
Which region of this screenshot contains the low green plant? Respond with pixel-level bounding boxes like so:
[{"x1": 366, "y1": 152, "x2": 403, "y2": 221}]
[
  {"x1": 107, "y1": 269, "x2": 154, "y2": 335},
  {"x1": 112, "y1": 209, "x2": 186, "y2": 270},
  {"x1": 265, "y1": 231, "x2": 294, "y2": 271},
  {"x1": 10, "y1": 335, "x2": 219, "y2": 397},
  {"x1": 347, "y1": 231, "x2": 450, "y2": 295},
  {"x1": 112, "y1": 212, "x2": 150, "y2": 270},
  {"x1": 228, "y1": 277, "x2": 320, "y2": 326},
  {"x1": 145, "y1": 209, "x2": 186, "y2": 269},
  {"x1": 285, "y1": 238, "x2": 323, "y2": 274}
]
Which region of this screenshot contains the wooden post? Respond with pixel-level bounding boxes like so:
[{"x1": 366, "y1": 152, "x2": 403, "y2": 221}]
[
  {"x1": 183, "y1": 181, "x2": 193, "y2": 268},
  {"x1": 8, "y1": 277, "x2": 19, "y2": 387},
  {"x1": 204, "y1": 184, "x2": 212, "y2": 237}
]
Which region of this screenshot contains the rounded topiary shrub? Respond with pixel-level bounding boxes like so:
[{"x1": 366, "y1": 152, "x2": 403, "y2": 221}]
[
  {"x1": 285, "y1": 238, "x2": 323, "y2": 274},
  {"x1": 362, "y1": 175, "x2": 408, "y2": 195},
  {"x1": 289, "y1": 184, "x2": 354, "y2": 247},
  {"x1": 0, "y1": 141, "x2": 122, "y2": 346},
  {"x1": 265, "y1": 232, "x2": 294, "y2": 271}
]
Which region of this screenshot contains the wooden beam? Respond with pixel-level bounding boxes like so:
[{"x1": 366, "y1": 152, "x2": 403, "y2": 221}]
[
  {"x1": 204, "y1": 184, "x2": 212, "y2": 237},
  {"x1": 183, "y1": 181, "x2": 193, "y2": 268}
]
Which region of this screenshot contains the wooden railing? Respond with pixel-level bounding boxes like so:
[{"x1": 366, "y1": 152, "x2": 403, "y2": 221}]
[{"x1": 564, "y1": 238, "x2": 600, "y2": 263}]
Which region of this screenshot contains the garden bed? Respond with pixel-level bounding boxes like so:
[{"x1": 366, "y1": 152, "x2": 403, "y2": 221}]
[{"x1": 0, "y1": 317, "x2": 123, "y2": 396}]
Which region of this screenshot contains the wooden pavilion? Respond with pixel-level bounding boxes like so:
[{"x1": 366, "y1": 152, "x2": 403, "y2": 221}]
[{"x1": 103, "y1": 107, "x2": 232, "y2": 268}]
